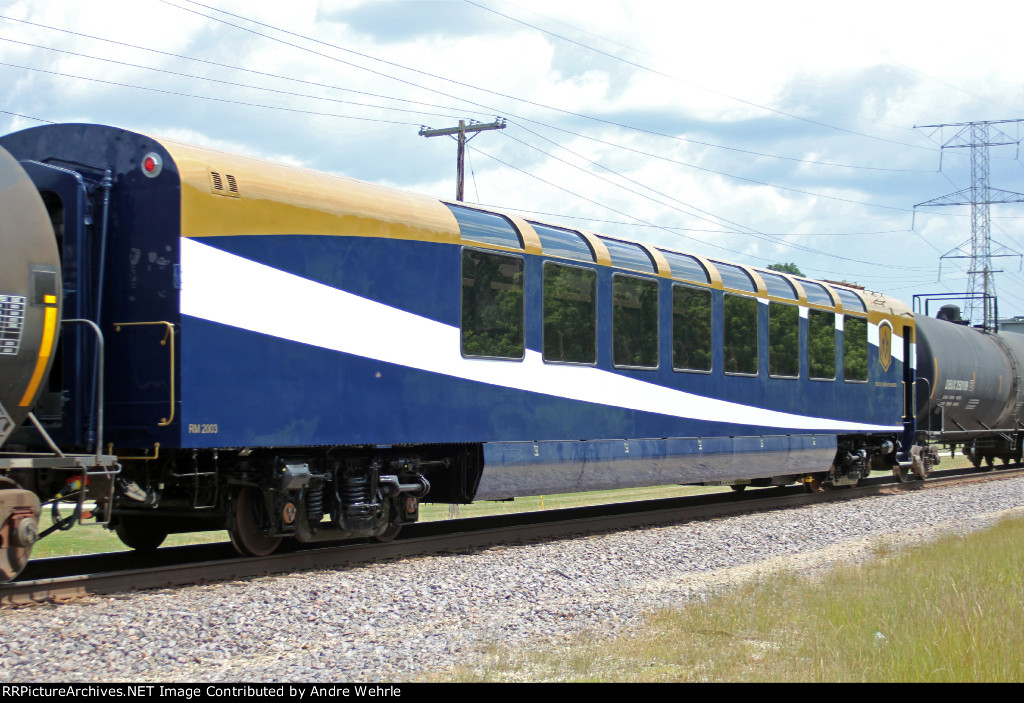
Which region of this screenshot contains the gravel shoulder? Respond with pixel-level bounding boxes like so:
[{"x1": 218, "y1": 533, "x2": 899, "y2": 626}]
[{"x1": 3, "y1": 476, "x2": 1023, "y2": 682}]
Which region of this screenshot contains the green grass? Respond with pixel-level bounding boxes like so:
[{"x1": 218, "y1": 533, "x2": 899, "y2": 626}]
[
  {"x1": 418, "y1": 483, "x2": 725, "y2": 521},
  {"x1": 28, "y1": 449, "x2": 983, "y2": 559},
  {"x1": 30, "y1": 483, "x2": 726, "y2": 559},
  {"x1": 29, "y1": 512, "x2": 228, "y2": 559},
  {"x1": 446, "y1": 514, "x2": 1024, "y2": 682}
]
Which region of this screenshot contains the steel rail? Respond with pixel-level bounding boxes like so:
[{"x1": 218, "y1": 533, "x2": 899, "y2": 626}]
[{"x1": 4, "y1": 466, "x2": 1023, "y2": 606}]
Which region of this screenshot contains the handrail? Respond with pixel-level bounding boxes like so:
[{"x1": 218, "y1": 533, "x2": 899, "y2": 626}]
[
  {"x1": 62, "y1": 318, "x2": 104, "y2": 460},
  {"x1": 108, "y1": 442, "x2": 160, "y2": 462},
  {"x1": 113, "y1": 321, "x2": 176, "y2": 426}
]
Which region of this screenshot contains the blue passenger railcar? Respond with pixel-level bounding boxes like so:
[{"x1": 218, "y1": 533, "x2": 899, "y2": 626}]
[{"x1": 0, "y1": 123, "x2": 915, "y2": 555}]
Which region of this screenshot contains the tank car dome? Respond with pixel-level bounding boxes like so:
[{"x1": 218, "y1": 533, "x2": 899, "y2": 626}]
[{"x1": 0, "y1": 144, "x2": 62, "y2": 444}]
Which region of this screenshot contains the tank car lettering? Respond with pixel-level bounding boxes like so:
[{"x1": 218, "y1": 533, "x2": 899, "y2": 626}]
[
  {"x1": 944, "y1": 379, "x2": 973, "y2": 391},
  {"x1": 0, "y1": 294, "x2": 26, "y2": 355},
  {"x1": 188, "y1": 423, "x2": 219, "y2": 434}
]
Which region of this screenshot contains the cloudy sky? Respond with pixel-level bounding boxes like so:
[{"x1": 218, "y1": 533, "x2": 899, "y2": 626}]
[{"x1": 2, "y1": 0, "x2": 1024, "y2": 317}]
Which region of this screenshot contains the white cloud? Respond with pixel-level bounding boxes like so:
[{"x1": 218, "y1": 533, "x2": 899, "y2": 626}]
[{"x1": 1, "y1": 0, "x2": 1023, "y2": 307}]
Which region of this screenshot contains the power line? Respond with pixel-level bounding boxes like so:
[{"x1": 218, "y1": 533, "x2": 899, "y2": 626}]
[
  {"x1": 0, "y1": 16, "x2": 494, "y2": 119},
  {"x1": 508, "y1": 119, "x2": 931, "y2": 215},
  {"x1": 465, "y1": 0, "x2": 936, "y2": 152},
  {"x1": 470, "y1": 141, "x2": 934, "y2": 272},
  {"x1": 0, "y1": 36, "x2": 481, "y2": 122},
  {"x1": 0, "y1": 23, "x2": 927, "y2": 245},
  {"x1": 0, "y1": 109, "x2": 54, "y2": 124},
  {"x1": 3, "y1": 3, "x2": 1002, "y2": 298},
  {"x1": 146, "y1": 0, "x2": 995, "y2": 238},
  {"x1": 484, "y1": 0, "x2": 935, "y2": 136},
  {"x1": 500, "y1": 129, "x2": 761, "y2": 235},
  {"x1": 159, "y1": 0, "x2": 938, "y2": 172},
  {"x1": 0, "y1": 61, "x2": 423, "y2": 126}
]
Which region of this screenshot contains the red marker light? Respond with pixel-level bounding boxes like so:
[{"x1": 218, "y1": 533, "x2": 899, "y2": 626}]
[{"x1": 141, "y1": 152, "x2": 162, "y2": 178}]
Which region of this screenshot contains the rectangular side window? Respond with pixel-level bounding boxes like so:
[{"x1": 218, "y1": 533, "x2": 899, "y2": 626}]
[
  {"x1": 672, "y1": 285, "x2": 712, "y2": 371},
  {"x1": 769, "y1": 302, "x2": 799, "y2": 378},
  {"x1": 543, "y1": 262, "x2": 597, "y2": 364},
  {"x1": 844, "y1": 315, "x2": 868, "y2": 381},
  {"x1": 461, "y1": 249, "x2": 524, "y2": 359},
  {"x1": 724, "y1": 294, "x2": 758, "y2": 375},
  {"x1": 613, "y1": 274, "x2": 658, "y2": 368},
  {"x1": 808, "y1": 309, "x2": 836, "y2": 379}
]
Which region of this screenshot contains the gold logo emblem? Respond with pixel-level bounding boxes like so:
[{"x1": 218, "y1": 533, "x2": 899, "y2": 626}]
[{"x1": 878, "y1": 321, "x2": 893, "y2": 372}]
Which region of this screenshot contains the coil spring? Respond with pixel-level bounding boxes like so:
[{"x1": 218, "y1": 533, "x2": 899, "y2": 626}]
[
  {"x1": 340, "y1": 471, "x2": 375, "y2": 516},
  {"x1": 306, "y1": 482, "x2": 324, "y2": 523}
]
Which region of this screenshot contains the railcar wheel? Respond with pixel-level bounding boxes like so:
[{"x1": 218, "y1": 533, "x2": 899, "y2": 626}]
[
  {"x1": 372, "y1": 523, "x2": 402, "y2": 543},
  {"x1": 0, "y1": 478, "x2": 40, "y2": 583},
  {"x1": 730, "y1": 484, "x2": 747, "y2": 492},
  {"x1": 229, "y1": 486, "x2": 282, "y2": 557},
  {"x1": 1, "y1": 533, "x2": 32, "y2": 583},
  {"x1": 892, "y1": 463, "x2": 909, "y2": 482},
  {"x1": 114, "y1": 516, "x2": 168, "y2": 551},
  {"x1": 804, "y1": 474, "x2": 825, "y2": 493}
]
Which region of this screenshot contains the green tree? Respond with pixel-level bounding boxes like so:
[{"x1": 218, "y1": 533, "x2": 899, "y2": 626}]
[{"x1": 768, "y1": 262, "x2": 804, "y2": 276}]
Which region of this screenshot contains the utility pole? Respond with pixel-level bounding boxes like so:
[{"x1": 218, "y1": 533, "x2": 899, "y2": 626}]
[
  {"x1": 914, "y1": 119, "x2": 1024, "y2": 329},
  {"x1": 419, "y1": 118, "x2": 506, "y2": 201}
]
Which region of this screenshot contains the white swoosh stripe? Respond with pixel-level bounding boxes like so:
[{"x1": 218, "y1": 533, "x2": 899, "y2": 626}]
[{"x1": 180, "y1": 238, "x2": 900, "y2": 432}]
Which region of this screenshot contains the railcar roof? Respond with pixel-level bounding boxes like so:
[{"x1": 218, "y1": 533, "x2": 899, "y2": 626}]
[{"x1": 158, "y1": 133, "x2": 911, "y2": 321}]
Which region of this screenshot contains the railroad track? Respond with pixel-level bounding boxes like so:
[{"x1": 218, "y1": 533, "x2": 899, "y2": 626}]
[{"x1": 4, "y1": 465, "x2": 1022, "y2": 606}]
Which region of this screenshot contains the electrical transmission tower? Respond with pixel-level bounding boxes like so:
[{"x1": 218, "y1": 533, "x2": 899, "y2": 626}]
[{"x1": 915, "y1": 119, "x2": 1024, "y2": 329}]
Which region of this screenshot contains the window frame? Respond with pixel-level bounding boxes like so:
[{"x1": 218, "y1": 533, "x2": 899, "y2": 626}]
[
  {"x1": 723, "y1": 292, "x2": 759, "y2": 377},
  {"x1": 541, "y1": 260, "x2": 598, "y2": 366},
  {"x1": 807, "y1": 308, "x2": 837, "y2": 381},
  {"x1": 843, "y1": 314, "x2": 869, "y2": 383},
  {"x1": 459, "y1": 247, "x2": 526, "y2": 362},
  {"x1": 671, "y1": 282, "x2": 713, "y2": 374},
  {"x1": 768, "y1": 301, "x2": 800, "y2": 379},
  {"x1": 611, "y1": 272, "x2": 660, "y2": 370}
]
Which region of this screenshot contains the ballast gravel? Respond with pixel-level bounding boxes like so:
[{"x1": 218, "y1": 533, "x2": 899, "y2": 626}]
[{"x1": 3, "y1": 476, "x2": 1024, "y2": 682}]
